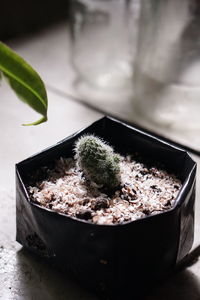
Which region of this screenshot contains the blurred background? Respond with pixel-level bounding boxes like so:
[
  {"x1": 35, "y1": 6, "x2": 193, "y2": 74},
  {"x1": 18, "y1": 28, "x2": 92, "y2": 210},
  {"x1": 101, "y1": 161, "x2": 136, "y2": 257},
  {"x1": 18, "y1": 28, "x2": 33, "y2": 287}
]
[{"x1": 1, "y1": 0, "x2": 200, "y2": 153}]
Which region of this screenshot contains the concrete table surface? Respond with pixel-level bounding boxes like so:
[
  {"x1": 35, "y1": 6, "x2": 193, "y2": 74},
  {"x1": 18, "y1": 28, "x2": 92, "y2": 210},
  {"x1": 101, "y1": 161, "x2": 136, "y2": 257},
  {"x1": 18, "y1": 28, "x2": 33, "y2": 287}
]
[{"x1": 0, "y1": 23, "x2": 200, "y2": 299}]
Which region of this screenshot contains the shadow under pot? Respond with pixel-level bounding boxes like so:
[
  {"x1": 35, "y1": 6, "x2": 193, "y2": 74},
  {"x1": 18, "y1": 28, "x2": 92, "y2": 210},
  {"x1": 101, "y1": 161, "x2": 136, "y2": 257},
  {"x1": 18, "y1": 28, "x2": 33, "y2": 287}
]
[{"x1": 16, "y1": 116, "x2": 196, "y2": 299}]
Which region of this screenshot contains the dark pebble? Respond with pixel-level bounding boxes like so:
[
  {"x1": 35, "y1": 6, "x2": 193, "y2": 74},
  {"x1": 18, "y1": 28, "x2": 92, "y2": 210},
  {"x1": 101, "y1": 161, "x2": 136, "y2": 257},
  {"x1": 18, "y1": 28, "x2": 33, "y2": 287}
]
[
  {"x1": 91, "y1": 198, "x2": 109, "y2": 211},
  {"x1": 150, "y1": 185, "x2": 157, "y2": 189},
  {"x1": 131, "y1": 194, "x2": 137, "y2": 200},
  {"x1": 82, "y1": 198, "x2": 90, "y2": 205},
  {"x1": 150, "y1": 185, "x2": 162, "y2": 193},
  {"x1": 143, "y1": 209, "x2": 150, "y2": 215},
  {"x1": 76, "y1": 210, "x2": 92, "y2": 220},
  {"x1": 140, "y1": 170, "x2": 149, "y2": 176},
  {"x1": 132, "y1": 188, "x2": 137, "y2": 194},
  {"x1": 165, "y1": 200, "x2": 171, "y2": 206}
]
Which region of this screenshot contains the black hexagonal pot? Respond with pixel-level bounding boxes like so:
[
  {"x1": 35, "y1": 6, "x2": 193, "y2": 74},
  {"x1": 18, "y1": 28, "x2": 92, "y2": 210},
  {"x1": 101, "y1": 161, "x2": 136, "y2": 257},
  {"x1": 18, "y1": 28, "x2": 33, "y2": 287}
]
[{"x1": 16, "y1": 117, "x2": 196, "y2": 299}]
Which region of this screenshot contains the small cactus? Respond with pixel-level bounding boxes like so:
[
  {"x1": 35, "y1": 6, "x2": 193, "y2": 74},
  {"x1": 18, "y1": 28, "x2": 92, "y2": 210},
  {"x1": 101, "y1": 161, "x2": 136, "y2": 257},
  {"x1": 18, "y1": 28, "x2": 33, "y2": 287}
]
[{"x1": 74, "y1": 135, "x2": 121, "y2": 189}]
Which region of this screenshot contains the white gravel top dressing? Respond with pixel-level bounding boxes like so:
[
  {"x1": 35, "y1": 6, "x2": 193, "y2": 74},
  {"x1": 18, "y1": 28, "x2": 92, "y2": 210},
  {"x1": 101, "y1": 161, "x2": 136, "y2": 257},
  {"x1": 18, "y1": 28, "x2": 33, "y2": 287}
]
[{"x1": 28, "y1": 156, "x2": 182, "y2": 225}]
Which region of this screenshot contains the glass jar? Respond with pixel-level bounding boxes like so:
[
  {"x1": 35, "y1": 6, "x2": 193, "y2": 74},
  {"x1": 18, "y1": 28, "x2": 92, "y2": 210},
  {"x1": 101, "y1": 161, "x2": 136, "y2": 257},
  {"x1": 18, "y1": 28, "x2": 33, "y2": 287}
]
[
  {"x1": 69, "y1": 0, "x2": 140, "y2": 100},
  {"x1": 134, "y1": 0, "x2": 200, "y2": 130}
]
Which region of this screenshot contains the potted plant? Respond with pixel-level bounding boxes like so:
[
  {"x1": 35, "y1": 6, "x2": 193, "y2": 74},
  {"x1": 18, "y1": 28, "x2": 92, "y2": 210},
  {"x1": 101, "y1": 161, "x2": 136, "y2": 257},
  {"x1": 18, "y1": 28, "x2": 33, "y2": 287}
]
[{"x1": 16, "y1": 116, "x2": 196, "y2": 299}]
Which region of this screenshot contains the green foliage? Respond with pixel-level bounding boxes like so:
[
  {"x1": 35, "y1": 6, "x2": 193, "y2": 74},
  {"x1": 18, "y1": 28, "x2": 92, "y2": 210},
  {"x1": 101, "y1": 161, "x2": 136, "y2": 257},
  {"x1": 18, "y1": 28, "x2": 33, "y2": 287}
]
[
  {"x1": 75, "y1": 135, "x2": 121, "y2": 189},
  {"x1": 0, "y1": 42, "x2": 48, "y2": 125}
]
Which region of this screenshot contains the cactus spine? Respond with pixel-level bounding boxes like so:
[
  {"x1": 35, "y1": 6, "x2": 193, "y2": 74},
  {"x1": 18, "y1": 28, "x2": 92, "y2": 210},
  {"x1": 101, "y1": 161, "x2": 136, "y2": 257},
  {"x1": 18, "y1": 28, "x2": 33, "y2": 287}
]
[{"x1": 74, "y1": 135, "x2": 121, "y2": 189}]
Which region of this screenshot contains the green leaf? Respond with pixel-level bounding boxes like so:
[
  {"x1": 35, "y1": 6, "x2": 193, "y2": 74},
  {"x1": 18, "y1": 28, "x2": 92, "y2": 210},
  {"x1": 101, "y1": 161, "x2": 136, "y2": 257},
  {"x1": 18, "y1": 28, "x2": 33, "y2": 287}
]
[{"x1": 0, "y1": 42, "x2": 48, "y2": 125}]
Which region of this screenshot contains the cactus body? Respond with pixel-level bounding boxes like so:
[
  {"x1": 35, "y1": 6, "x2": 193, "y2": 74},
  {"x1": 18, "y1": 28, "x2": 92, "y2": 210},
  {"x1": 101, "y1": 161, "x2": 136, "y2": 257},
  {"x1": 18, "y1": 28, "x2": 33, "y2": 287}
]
[{"x1": 75, "y1": 135, "x2": 121, "y2": 188}]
